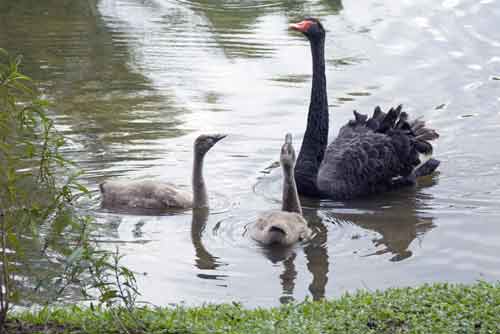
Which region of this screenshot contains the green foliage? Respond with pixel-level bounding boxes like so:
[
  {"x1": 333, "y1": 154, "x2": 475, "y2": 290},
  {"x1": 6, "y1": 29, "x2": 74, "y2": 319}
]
[
  {"x1": 0, "y1": 49, "x2": 104, "y2": 331},
  {"x1": 9, "y1": 282, "x2": 500, "y2": 334},
  {"x1": 0, "y1": 49, "x2": 143, "y2": 333},
  {"x1": 0, "y1": 48, "x2": 79, "y2": 324}
]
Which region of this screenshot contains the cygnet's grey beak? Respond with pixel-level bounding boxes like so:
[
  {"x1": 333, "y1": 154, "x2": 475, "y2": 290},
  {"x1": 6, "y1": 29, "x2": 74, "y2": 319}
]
[{"x1": 213, "y1": 134, "x2": 227, "y2": 142}]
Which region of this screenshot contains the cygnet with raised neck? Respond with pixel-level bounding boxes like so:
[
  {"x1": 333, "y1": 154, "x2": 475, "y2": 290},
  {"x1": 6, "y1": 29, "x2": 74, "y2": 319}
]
[
  {"x1": 100, "y1": 134, "x2": 226, "y2": 211},
  {"x1": 250, "y1": 134, "x2": 312, "y2": 246}
]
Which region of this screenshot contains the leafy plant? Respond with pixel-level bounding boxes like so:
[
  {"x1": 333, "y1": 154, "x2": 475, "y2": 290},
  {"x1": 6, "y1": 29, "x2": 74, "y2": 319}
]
[
  {"x1": 0, "y1": 49, "x2": 93, "y2": 331},
  {"x1": 0, "y1": 48, "x2": 66, "y2": 327},
  {"x1": 0, "y1": 49, "x2": 143, "y2": 333}
]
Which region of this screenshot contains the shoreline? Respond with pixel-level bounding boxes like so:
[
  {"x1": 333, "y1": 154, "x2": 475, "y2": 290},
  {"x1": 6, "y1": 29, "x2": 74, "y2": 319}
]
[{"x1": 9, "y1": 281, "x2": 499, "y2": 333}]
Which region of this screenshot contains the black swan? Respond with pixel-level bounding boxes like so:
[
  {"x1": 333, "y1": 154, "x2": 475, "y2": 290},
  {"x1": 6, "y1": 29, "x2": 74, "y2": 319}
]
[
  {"x1": 100, "y1": 134, "x2": 226, "y2": 210},
  {"x1": 289, "y1": 18, "x2": 440, "y2": 199},
  {"x1": 250, "y1": 133, "x2": 312, "y2": 246}
]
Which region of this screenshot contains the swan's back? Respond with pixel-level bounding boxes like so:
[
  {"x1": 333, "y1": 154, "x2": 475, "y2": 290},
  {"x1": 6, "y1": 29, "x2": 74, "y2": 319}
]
[
  {"x1": 100, "y1": 180, "x2": 192, "y2": 210},
  {"x1": 250, "y1": 211, "x2": 311, "y2": 246},
  {"x1": 318, "y1": 106, "x2": 439, "y2": 199}
]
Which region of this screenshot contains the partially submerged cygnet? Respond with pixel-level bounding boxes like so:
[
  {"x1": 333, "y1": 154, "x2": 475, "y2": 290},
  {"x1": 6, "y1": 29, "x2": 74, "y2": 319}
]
[
  {"x1": 100, "y1": 134, "x2": 226, "y2": 211},
  {"x1": 250, "y1": 134, "x2": 312, "y2": 246}
]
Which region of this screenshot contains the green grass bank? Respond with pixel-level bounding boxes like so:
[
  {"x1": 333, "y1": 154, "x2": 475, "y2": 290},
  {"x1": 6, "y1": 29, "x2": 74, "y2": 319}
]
[{"x1": 9, "y1": 282, "x2": 500, "y2": 334}]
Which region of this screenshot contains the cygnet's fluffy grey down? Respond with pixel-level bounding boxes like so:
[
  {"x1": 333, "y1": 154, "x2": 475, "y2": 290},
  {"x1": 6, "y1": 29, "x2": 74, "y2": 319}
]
[
  {"x1": 100, "y1": 180, "x2": 193, "y2": 210},
  {"x1": 100, "y1": 134, "x2": 226, "y2": 211},
  {"x1": 250, "y1": 134, "x2": 312, "y2": 246}
]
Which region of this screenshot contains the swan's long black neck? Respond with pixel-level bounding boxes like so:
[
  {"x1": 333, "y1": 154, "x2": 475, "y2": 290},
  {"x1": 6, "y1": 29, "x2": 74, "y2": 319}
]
[{"x1": 295, "y1": 36, "x2": 328, "y2": 196}]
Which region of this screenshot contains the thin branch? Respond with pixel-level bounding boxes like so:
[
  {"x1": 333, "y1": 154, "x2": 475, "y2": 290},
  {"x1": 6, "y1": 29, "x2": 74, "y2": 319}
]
[{"x1": 0, "y1": 214, "x2": 9, "y2": 325}]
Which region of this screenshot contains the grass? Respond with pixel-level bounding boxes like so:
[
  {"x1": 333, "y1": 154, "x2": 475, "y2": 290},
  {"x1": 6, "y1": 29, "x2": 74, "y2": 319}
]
[{"x1": 9, "y1": 281, "x2": 500, "y2": 333}]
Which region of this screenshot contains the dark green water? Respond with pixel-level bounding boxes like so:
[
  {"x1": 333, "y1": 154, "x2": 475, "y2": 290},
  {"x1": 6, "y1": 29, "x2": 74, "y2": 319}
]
[{"x1": 1, "y1": 0, "x2": 500, "y2": 307}]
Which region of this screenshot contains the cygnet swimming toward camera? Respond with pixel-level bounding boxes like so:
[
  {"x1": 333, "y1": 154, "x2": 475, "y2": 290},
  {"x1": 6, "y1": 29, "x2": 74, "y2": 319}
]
[{"x1": 250, "y1": 134, "x2": 312, "y2": 246}]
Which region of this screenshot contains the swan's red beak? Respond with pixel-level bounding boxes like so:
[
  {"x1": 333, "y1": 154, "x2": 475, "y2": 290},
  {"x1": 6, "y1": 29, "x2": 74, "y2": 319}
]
[{"x1": 289, "y1": 20, "x2": 313, "y2": 33}]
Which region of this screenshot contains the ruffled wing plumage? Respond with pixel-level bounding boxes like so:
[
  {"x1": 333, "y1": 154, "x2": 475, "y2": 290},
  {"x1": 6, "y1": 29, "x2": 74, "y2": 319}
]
[{"x1": 317, "y1": 105, "x2": 439, "y2": 199}]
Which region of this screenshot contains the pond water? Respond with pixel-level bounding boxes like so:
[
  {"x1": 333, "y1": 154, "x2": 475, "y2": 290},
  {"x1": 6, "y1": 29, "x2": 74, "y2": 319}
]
[{"x1": 1, "y1": 0, "x2": 500, "y2": 307}]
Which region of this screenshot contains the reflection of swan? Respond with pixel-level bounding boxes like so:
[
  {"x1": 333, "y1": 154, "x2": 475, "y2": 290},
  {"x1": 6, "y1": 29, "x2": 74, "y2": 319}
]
[
  {"x1": 100, "y1": 134, "x2": 225, "y2": 211},
  {"x1": 325, "y1": 187, "x2": 436, "y2": 262},
  {"x1": 250, "y1": 134, "x2": 312, "y2": 246},
  {"x1": 257, "y1": 202, "x2": 330, "y2": 303},
  {"x1": 191, "y1": 207, "x2": 221, "y2": 271},
  {"x1": 267, "y1": 184, "x2": 436, "y2": 303},
  {"x1": 302, "y1": 205, "x2": 329, "y2": 300},
  {"x1": 289, "y1": 18, "x2": 440, "y2": 199},
  {"x1": 258, "y1": 245, "x2": 298, "y2": 304}
]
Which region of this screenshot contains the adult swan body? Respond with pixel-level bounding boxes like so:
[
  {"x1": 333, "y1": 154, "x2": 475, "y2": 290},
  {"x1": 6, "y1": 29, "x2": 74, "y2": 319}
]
[{"x1": 290, "y1": 18, "x2": 440, "y2": 199}]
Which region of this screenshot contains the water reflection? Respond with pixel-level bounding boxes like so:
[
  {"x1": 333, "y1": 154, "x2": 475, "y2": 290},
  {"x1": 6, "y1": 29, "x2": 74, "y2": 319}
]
[
  {"x1": 184, "y1": 0, "x2": 343, "y2": 58},
  {"x1": 323, "y1": 186, "x2": 436, "y2": 262},
  {"x1": 257, "y1": 182, "x2": 437, "y2": 303},
  {"x1": 303, "y1": 206, "x2": 329, "y2": 300},
  {"x1": 279, "y1": 252, "x2": 297, "y2": 304},
  {"x1": 0, "y1": 0, "x2": 188, "y2": 182},
  {"x1": 255, "y1": 204, "x2": 329, "y2": 303},
  {"x1": 259, "y1": 245, "x2": 298, "y2": 303},
  {"x1": 191, "y1": 208, "x2": 224, "y2": 274}
]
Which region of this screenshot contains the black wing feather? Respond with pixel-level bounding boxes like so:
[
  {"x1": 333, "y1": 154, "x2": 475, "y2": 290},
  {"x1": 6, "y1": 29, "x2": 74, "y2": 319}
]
[{"x1": 316, "y1": 105, "x2": 439, "y2": 199}]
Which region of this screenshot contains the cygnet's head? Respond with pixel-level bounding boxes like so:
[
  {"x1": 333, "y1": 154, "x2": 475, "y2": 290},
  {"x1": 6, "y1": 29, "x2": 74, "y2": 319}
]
[
  {"x1": 289, "y1": 17, "x2": 325, "y2": 41},
  {"x1": 280, "y1": 133, "x2": 296, "y2": 170},
  {"x1": 194, "y1": 134, "x2": 226, "y2": 156}
]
